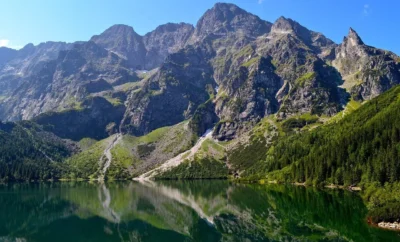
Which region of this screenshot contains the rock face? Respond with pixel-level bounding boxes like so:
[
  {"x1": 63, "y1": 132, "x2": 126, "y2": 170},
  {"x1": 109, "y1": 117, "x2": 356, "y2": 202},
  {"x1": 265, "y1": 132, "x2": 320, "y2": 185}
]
[
  {"x1": 0, "y1": 47, "x2": 17, "y2": 67},
  {"x1": 33, "y1": 96, "x2": 125, "y2": 141},
  {"x1": 143, "y1": 23, "x2": 194, "y2": 69},
  {"x1": 90, "y1": 24, "x2": 147, "y2": 70},
  {"x1": 0, "y1": 42, "x2": 73, "y2": 102},
  {"x1": 120, "y1": 44, "x2": 216, "y2": 135},
  {"x1": 189, "y1": 3, "x2": 271, "y2": 43},
  {"x1": 0, "y1": 41, "x2": 138, "y2": 121},
  {"x1": 0, "y1": 2, "x2": 399, "y2": 142},
  {"x1": 332, "y1": 28, "x2": 400, "y2": 101},
  {"x1": 91, "y1": 23, "x2": 194, "y2": 70},
  {"x1": 214, "y1": 57, "x2": 282, "y2": 140}
]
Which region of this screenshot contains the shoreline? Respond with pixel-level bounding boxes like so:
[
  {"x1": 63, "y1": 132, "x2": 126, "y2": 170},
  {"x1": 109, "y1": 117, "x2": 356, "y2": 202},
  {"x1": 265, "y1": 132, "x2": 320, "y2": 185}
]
[{"x1": 377, "y1": 221, "x2": 400, "y2": 231}]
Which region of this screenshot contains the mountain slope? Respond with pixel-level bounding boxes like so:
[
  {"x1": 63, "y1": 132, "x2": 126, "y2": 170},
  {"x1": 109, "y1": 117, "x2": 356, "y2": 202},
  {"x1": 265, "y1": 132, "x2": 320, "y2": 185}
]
[
  {"x1": 0, "y1": 2, "x2": 399, "y2": 189},
  {"x1": 332, "y1": 28, "x2": 400, "y2": 101},
  {"x1": 0, "y1": 121, "x2": 77, "y2": 181},
  {"x1": 0, "y1": 41, "x2": 138, "y2": 121},
  {"x1": 90, "y1": 24, "x2": 147, "y2": 69},
  {"x1": 228, "y1": 84, "x2": 400, "y2": 223},
  {"x1": 0, "y1": 47, "x2": 17, "y2": 67}
]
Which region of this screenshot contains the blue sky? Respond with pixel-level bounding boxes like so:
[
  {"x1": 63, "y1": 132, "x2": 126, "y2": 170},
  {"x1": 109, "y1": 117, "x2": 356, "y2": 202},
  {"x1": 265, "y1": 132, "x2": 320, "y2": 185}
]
[{"x1": 0, "y1": 0, "x2": 399, "y2": 54}]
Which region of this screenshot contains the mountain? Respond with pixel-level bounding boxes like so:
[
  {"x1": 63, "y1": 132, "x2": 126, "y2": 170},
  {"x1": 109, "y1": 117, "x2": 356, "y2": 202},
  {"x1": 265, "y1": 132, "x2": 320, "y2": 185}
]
[
  {"x1": 0, "y1": 41, "x2": 138, "y2": 121},
  {"x1": 91, "y1": 23, "x2": 194, "y2": 70},
  {"x1": 332, "y1": 28, "x2": 400, "y2": 101},
  {"x1": 189, "y1": 2, "x2": 271, "y2": 43},
  {"x1": 0, "y1": 42, "x2": 73, "y2": 105},
  {"x1": 0, "y1": 1, "x2": 399, "y2": 227},
  {"x1": 1, "y1": 3, "x2": 398, "y2": 136},
  {"x1": 0, "y1": 47, "x2": 17, "y2": 68},
  {"x1": 0, "y1": 2, "x2": 399, "y2": 185},
  {"x1": 226, "y1": 84, "x2": 400, "y2": 224},
  {"x1": 0, "y1": 121, "x2": 77, "y2": 181},
  {"x1": 143, "y1": 22, "x2": 194, "y2": 69},
  {"x1": 90, "y1": 24, "x2": 147, "y2": 69}
]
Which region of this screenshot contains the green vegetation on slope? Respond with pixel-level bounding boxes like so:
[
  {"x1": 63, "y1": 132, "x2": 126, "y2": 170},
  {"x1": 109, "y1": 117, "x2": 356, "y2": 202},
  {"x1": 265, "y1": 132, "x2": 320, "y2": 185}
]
[
  {"x1": 155, "y1": 157, "x2": 228, "y2": 180},
  {"x1": 0, "y1": 121, "x2": 73, "y2": 181},
  {"x1": 231, "y1": 85, "x2": 400, "y2": 223},
  {"x1": 65, "y1": 122, "x2": 195, "y2": 179},
  {"x1": 263, "y1": 85, "x2": 400, "y2": 186},
  {"x1": 66, "y1": 137, "x2": 110, "y2": 180}
]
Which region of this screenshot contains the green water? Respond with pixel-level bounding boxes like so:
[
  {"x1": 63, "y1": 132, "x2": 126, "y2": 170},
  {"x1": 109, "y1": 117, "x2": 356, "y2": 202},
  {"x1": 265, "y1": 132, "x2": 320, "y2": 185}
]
[{"x1": 0, "y1": 181, "x2": 398, "y2": 242}]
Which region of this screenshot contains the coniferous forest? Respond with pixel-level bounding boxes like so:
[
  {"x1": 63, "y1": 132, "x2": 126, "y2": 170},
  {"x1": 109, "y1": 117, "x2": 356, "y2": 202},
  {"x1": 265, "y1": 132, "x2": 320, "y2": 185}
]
[{"x1": 0, "y1": 121, "x2": 72, "y2": 181}]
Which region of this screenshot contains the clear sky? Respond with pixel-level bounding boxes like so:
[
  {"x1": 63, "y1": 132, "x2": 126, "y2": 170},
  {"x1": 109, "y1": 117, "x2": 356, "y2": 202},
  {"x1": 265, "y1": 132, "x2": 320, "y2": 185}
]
[{"x1": 0, "y1": 0, "x2": 399, "y2": 54}]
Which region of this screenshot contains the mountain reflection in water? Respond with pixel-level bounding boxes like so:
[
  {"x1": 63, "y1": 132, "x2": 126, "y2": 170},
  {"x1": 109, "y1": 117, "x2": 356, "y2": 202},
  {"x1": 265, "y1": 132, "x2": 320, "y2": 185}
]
[{"x1": 0, "y1": 181, "x2": 399, "y2": 242}]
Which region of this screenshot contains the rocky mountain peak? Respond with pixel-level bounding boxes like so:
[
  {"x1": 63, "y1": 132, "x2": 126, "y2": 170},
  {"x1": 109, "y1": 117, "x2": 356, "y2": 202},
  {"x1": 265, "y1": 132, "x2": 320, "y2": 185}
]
[
  {"x1": 271, "y1": 16, "x2": 296, "y2": 34},
  {"x1": 345, "y1": 27, "x2": 364, "y2": 46},
  {"x1": 271, "y1": 16, "x2": 312, "y2": 40},
  {"x1": 0, "y1": 47, "x2": 18, "y2": 67},
  {"x1": 95, "y1": 24, "x2": 137, "y2": 38},
  {"x1": 269, "y1": 16, "x2": 335, "y2": 55},
  {"x1": 90, "y1": 24, "x2": 146, "y2": 69},
  {"x1": 190, "y1": 2, "x2": 271, "y2": 42},
  {"x1": 150, "y1": 22, "x2": 194, "y2": 34},
  {"x1": 143, "y1": 22, "x2": 194, "y2": 69}
]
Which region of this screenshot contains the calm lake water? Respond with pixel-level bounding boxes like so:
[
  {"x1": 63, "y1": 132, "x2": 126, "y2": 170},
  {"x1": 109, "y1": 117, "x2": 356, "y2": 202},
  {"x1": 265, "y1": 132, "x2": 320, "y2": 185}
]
[{"x1": 0, "y1": 181, "x2": 399, "y2": 242}]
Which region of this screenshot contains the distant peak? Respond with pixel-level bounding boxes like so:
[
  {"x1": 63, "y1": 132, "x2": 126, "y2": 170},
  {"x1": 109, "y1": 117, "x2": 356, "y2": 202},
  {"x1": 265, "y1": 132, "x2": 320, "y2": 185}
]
[
  {"x1": 91, "y1": 24, "x2": 140, "y2": 43},
  {"x1": 152, "y1": 22, "x2": 194, "y2": 33},
  {"x1": 22, "y1": 43, "x2": 35, "y2": 49},
  {"x1": 208, "y1": 2, "x2": 247, "y2": 16},
  {"x1": 276, "y1": 16, "x2": 289, "y2": 22},
  {"x1": 346, "y1": 27, "x2": 364, "y2": 46},
  {"x1": 271, "y1": 16, "x2": 297, "y2": 33},
  {"x1": 213, "y1": 2, "x2": 239, "y2": 9},
  {"x1": 106, "y1": 24, "x2": 135, "y2": 33}
]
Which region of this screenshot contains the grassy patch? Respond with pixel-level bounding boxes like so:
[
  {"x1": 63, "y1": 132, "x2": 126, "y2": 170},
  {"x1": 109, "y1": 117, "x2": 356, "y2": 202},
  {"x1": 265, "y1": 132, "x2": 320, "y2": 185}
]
[
  {"x1": 295, "y1": 72, "x2": 316, "y2": 87},
  {"x1": 66, "y1": 138, "x2": 110, "y2": 179},
  {"x1": 242, "y1": 57, "x2": 260, "y2": 68},
  {"x1": 78, "y1": 138, "x2": 97, "y2": 151},
  {"x1": 155, "y1": 157, "x2": 228, "y2": 179}
]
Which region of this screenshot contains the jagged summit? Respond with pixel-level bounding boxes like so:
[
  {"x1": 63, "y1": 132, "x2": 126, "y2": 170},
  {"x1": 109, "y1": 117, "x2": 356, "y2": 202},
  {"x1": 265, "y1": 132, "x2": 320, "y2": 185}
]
[
  {"x1": 97, "y1": 24, "x2": 136, "y2": 33},
  {"x1": 190, "y1": 2, "x2": 271, "y2": 42},
  {"x1": 345, "y1": 27, "x2": 364, "y2": 46},
  {"x1": 212, "y1": 2, "x2": 243, "y2": 11},
  {"x1": 147, "y1": 22, "x2": 194, "y2": 34},
  {"x1": 90, "y1": 24, "x2": 142, "y2": 47},
  {"x1": 271, "y1": 16, "x2": 313, "y2": 39},
  {"x1": 271, "y1": 16, "x2": 297, "y2": 33}
]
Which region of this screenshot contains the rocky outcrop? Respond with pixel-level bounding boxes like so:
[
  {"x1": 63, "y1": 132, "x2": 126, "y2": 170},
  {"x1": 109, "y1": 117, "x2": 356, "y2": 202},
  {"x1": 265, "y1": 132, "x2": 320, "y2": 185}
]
[
  {"x1": 189, "y1": 100, "x2": 219, "y2": 136},
  {"x1": 214, "y1": 57, "x2": 282, "y2": 139},
  {"x1": 0, "y1": 41, "x2": 138, "y2": 121},
  {"x1": 90, "y1": 24, "x2": 147, "y2": 70},
  {"x1": 254, "y1": 17, "x2": 344, "y2": 119},
  {"x1": 91, "y1": 23, "x2": 195, "y2": 70},
  {"x1": 143, "y1": 23, "x2": 194, "y2": 69},
  {"x1": 189, "y1": 3, "x2": 272, "y2": 44},
  {"x1": 0, "y1": 47, "x2": 17, "y2": 68},
  {"x1": 33, "y1": 96, "x2": 125, "y2": 141},
  {"x1": 121, "y1": 44, "x2": 216, "y2": 135},
  {"x1": 0, "y1": 42, "x2": 73, "y2": 100},
  {"x1": 270, "y1": 17, "x2": 336, "y2": 55},
  {"x1": 333, "y1": 28, "x2": 400, "y2": 100},
  {"x1": 378, "y1": 221, "x2": 400, "y2": 231}
]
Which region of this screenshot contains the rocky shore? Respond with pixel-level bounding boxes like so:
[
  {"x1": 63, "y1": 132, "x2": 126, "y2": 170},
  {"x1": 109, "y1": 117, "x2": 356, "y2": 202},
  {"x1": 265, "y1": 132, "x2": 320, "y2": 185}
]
[{"x1": 378, "y1": 221, "x2": 400, "y2": 230}]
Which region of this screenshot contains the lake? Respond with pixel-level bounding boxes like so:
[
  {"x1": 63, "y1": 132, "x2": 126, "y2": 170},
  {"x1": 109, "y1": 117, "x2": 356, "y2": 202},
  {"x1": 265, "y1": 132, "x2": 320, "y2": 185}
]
[{"x1": 0, "y1": 181, "x2": 399, "y2": 241}]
